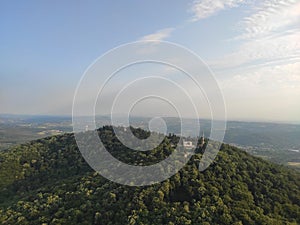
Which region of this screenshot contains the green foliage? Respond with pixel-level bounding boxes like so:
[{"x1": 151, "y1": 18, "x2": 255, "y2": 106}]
[{"x1": 0, "y1": 127, "x2": 299, "y2": 224}]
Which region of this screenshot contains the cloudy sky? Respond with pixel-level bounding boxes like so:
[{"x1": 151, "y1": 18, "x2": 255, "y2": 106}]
[{"x1": 0, "y1": 0, "x2": 299, "y2": 123}]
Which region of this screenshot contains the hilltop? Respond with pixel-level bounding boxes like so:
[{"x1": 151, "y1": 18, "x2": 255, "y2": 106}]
[{"x1": 0, "y1": 126, "x2": 299, "y2": 224}]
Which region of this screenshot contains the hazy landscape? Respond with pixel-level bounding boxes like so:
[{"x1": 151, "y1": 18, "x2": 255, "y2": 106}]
[{"x1": 1, "y1": 114, "x2": 299, "y2": 171}]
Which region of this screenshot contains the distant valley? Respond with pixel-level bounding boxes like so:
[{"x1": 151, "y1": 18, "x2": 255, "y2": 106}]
[{"x1": 0, "y1": 114, "x2": 299, "y2": 170}]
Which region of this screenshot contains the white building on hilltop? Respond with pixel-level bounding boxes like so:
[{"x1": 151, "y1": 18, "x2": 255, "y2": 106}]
[{"x1": 183, "y1": 140, "x2": 195, "y2": 149}]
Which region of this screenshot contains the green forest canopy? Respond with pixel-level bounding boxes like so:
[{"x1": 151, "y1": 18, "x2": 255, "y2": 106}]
[{"x1": 0, "y1": 126, "x2": 299, "y2": 225}]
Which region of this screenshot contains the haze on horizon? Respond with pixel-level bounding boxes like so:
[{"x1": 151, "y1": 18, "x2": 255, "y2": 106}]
[{"x1": 1, "y1": 1, "x2": 299, "y2": 123}]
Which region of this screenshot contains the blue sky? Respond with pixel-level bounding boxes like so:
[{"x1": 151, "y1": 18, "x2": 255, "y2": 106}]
[{"x1": 1, "y1": 0, "x2": 299, "y2": 122}]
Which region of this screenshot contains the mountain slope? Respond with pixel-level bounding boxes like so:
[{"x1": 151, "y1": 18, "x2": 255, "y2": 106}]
[{"x1": 0, "y1": 127, "x2": 299, "y2": 225}]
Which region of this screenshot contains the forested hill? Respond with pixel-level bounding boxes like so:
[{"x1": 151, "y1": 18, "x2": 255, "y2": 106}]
[{"x1": 0, "y1": 126, "x2": 299, "y2": 225}]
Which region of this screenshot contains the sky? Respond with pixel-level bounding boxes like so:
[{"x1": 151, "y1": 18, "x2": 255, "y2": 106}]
[{"x1": 0, "y1": 0, "x2": 299, "y2": 123}]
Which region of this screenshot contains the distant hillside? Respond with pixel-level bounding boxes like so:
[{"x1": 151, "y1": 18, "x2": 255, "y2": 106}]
[{"x1": 0, "y1": 126, "x2": 299, "y2": 224}]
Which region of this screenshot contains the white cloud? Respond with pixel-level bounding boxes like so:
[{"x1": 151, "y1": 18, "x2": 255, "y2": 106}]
[
  {"x1": 207, "y1": 0, "x2": 300, "y2": 122},
  {"x1": 190, "y1": 0, "x2": 246, "y2": 21},
  {"x1": 139, "y1": 0, "x2": 247, "y2": 43},
  {"x1": 210, "y1": 0, "x2": 300, "y2": 70},
  {"x1": 139, "y1": 28, "x2": 174, "y2": 42},
  {"x1": 211, "y1": 29, "x2": 300, "y2": 69},
  {"x1": 236, "y1": 0, "x2": 300, "y2": 40}
]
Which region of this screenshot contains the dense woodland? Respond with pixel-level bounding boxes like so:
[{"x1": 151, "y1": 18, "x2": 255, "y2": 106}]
[{"x1": 0, "y1": 126, "x2": 299, "y2": 224}]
